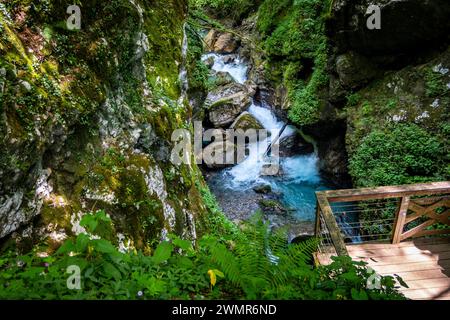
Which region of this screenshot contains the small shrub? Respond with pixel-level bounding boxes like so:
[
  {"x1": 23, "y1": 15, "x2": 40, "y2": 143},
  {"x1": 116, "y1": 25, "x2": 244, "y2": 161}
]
[{"x1": 349, "y1": 123, "x2": 445, "y2": 187}]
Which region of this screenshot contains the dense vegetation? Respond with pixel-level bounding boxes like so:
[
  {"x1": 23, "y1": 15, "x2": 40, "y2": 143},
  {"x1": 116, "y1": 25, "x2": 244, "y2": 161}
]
[
  {"x1": 1, "y1": 0, "x2": 447, "y2": 301},
  {"x1": 349, "y1": 123, "x2": 446, "y2": 187},
  {"x1": 257, "y1": 0, "x2": 331, "y2": 126},
  {"x1": 190, "y1": 0, "x2": 261, "y2": 21},
  {"x1": 0, "y1": 203, "x2": 405, "y2": 300}
]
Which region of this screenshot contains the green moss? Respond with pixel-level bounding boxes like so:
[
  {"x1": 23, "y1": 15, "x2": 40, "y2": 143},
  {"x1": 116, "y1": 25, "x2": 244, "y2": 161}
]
[
  {"x1": 425, "y1": 67, "x2": 447, "y2": 97},
  {"x1": 0, "y1": 0, "x2": 211, "y2": 249},
  {"x1": 256, "y1": 0, "x2": 331, "y2": 126},
  {"x1": 144, "y1": 0, "x2": 186, "y2": 100}
]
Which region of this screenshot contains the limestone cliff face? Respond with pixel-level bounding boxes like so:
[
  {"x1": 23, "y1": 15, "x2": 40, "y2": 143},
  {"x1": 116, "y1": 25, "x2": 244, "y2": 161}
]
[{"x1": 0, "y1": 0, "x2": 209, "y2": 251}]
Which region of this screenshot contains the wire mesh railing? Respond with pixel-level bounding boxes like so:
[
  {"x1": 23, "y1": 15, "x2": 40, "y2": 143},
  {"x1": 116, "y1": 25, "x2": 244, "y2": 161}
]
[{"x1": 314, "y1": 182, "x2": 450, "y2": 263}]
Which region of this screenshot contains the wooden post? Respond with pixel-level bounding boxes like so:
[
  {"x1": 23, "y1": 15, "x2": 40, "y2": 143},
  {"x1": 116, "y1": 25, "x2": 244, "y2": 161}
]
[
  {"x1": 314, "y1": 200, "x2": 321, "y2": 237},
  {"x1": 392, "y1": 196, "x2": 410, "y2": 244},
  {"x1": 316, "y1": 193, "x2": 348, "y2": 256}
]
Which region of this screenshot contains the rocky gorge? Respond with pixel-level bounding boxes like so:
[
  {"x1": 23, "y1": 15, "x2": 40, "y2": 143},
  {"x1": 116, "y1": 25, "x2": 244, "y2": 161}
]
[
  {"x1": 186, "y1": 0, "x2": 449, "y2": 239},
  {"x1": 0, "y1": 0, "x2": 447, "y2": 301},
  {"x1": 0, "y1": 0, "x2": 449, "y2": 252}
]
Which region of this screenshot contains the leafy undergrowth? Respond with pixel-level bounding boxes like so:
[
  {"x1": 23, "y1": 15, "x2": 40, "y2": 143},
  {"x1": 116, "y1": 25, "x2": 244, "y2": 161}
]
[
  {"x1": 0, "y1": 210, "x2": 406, "y2": 300},
  {"x1": 349, "y1": 123, "x2": 446, "y2": 187}
]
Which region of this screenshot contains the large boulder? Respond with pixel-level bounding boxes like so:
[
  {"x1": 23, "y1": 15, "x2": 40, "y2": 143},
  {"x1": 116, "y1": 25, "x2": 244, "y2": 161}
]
[
  {"x1": 230, "y1": 112, "x2": 264, "y2": 131},
  {"x1": 214, "y1": 33, "x2": 239, "y2": 53},
  {"x1": 208, "y1": 92, "x2": 251, "y2": 127},
  {"x1": 210, "y1": 71, "x2": 235, "y2": 87},
  {"x1": 204, "y1": 29, "x2": 239, "y2": 53},
  {"x1": 335, "y1": 51, "x2": 379, "y2": 89},
  {"x1": 204, "y1": 29, "x2": 219, "y2": 51},
  {"x1": 205, "y1": 83, "x2": 252, "y2": 128},
  {"x1": 203, "y1": 140, "x2": 237, "y2": 169}
]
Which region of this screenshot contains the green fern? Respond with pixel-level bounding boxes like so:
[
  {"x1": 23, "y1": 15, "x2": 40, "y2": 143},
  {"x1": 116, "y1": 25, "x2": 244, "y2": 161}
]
[{"x1": 203, "y1": 216, "x2": 319, "y2": 299}]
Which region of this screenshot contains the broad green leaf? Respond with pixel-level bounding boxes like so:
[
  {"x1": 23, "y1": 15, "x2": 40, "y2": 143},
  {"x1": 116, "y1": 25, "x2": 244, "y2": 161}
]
[
  {"x1": 92, "y1": 239, "x2": 117, "y2": 254},
  {"x1": 351, "y1": 288, "x2": 369, "y2": 300},
  {"x1": 56, "y1": 239, "x2": 76, "y2": 255},
  {"x1": 76, "y1": 233, "x2": 90, "y2": 253},
  {"x1": 173, "y1": 237, "x2": 192, "y2": 252},
  {"x1": 103, "y1": 262, "x2": 122, "y2": 281},
  {"x1": 80, "y1": 214, "x2": 98, "y2": 233},
  {"x1": 152, "y1": 242, "x2": 173, "y2": 264},
  {"x1": 177, "y1": 256, "x2": 194, "y2": 268},
  {"x1": 213, "y1": 269, "x2": 224, "y2": 278}
]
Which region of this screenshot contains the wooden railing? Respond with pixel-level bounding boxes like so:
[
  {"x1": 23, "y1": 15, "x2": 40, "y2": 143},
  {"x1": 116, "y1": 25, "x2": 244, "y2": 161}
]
[{"x1": 315, "y1": 182, "x2": 450, "y2": 258}]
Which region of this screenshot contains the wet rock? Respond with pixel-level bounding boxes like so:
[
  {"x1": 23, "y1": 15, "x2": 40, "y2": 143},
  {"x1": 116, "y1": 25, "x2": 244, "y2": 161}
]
[
  {"x1": 204, "y1": 56, "x2": 215, "y2": 69},
  {"x1": 204, "y1": 29, "x2": 219, "y2": 51},
  {"x1": 205, "y1": 82, "x2": 247, "y2": 106},
  {"x1": 211, "y1": 71, "x2": 235, "y2": 87},
  {"x1": 204, "y1": 29, "x2": 239, "y2": 54},
  {"x1": 244, "y1": 80, "x2": 257, "y2": 97},
  {"x1": 208, "y1": 93, "x2": 251, "y2": 127},
  {"x1": 205, "y1": 83, "x2": 252, "y2": 128},
  {"x1": 303, "y1": 120, "x2": 352, "y2": 187},
  {"x1": 203, "y1": 140, "x2": 237, "y2": 169},
  {"x1": 223, "y1": 54, "x2": 237, "y2": 64},
  {"x1": 335, "y1": 51, "x2": 378, "y2": 89},
  {"x1": 259, "y1": 199, "x2": 288, "y2": 215},
  {"x1": 230, "y1": 112, "x2": 264, "y2": 131},
  {"x1": 253, "y1": 184, "x2": 272, "y2": 194},
  {"x1": 214, "y1": 33, "x2": 239, "y2": 54},
  {"x1": 261, "y1": 163, "x2": 283, "y2": 177},
  {"x1": 279, "y1": 133, "x2": 314, "y2": 157}
]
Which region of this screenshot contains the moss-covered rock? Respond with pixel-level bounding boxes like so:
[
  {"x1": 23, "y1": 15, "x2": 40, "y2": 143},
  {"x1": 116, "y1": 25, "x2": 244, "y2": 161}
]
[
  {"x1": 0, "y1": 0, "x2": 210, "y2": 251},
  {"x1": 230, "y1": 112, "x2": 263, "y2": 131}
]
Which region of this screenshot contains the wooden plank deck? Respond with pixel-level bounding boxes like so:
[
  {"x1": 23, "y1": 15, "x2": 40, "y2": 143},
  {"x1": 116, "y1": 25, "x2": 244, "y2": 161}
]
[{"x1": 347, "y1": 237, "x2": 450, "y2": 300}]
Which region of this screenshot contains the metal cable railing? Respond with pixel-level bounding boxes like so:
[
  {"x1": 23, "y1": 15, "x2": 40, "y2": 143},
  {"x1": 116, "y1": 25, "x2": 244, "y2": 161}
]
[{"x1": 314, "y1": 182, "x2": 450, "y2": 264}]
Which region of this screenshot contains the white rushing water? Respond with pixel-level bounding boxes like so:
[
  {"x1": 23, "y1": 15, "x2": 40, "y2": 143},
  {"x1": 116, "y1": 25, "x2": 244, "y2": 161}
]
[
  {"x1": 202, "y1": 53, "x2": 322, "y2": 190},
  {"x1": 202, "y1": 53, "x2": 248, "y2": 84},
  {"x1": 178, "y1": 23, "x2": 189, "y2": 104}
]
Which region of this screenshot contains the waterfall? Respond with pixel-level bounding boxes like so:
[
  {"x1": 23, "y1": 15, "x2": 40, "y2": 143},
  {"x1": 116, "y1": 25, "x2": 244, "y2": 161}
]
[
  {"x1": 202, "y1": 53, "x2": 321, "y2": 189},
  {"x1": 202, "y1": 52, "x2": 332, "y2": 223},
  {"x1": 178, "y1": 23, "x2": 189, "y2": 105},
  {"x1": 202, "y1": 53, "x2": 248, "y2": 84}
]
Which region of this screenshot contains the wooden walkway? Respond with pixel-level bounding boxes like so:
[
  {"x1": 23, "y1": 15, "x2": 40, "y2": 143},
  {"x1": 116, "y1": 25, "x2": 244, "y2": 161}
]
[
  {"x1": 314, "y1": 182, "x2": 450, "y2": 300},
  {"x1": 347, "y1": 237, "x2": 450, "y2": 300}
]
